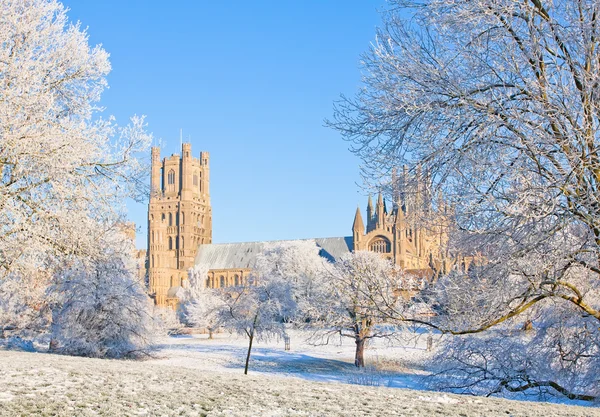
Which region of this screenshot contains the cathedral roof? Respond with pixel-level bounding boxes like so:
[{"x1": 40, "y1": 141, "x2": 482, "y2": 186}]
[{"x1": 194, "y1": 237, "x2": 353, "y2": 270}]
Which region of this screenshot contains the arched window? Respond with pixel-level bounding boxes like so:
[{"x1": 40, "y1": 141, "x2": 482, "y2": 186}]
[
  {"x1": 169, "y1": 213, "x2": 173, "y2": 226},
  {"x1": 168, "y1": 170, "x2": 175, "y2": 185},
  {"x1": 234, "y1": 275, "x2": 239, "y2": 286},
  {"x1": 168, "y1": 237, "x2": 173, "y2": 250},
  {"x1": 369, "y1": 237, "x2": 391, "y2": 253},
  {"x1": 161, "y1": 213, "x2": 165, "y2": 222},
  {"x1": 181, "y1": 212, "x2": 185, "y2": 225},
  {"x1": 220, "y1": 276, "x2": 225, "y2": 288},
  {"x1": 181, "y1": 236, "x2": 184, "y2": 249}
]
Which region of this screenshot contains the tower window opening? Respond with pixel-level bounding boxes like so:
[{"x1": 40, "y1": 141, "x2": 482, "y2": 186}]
[
  {"x1": 168, "y1": 170, "x2": 175, "y2": 185},
  {"x1": 169, "y1": 213, "x2": 173, "y2": 226}
]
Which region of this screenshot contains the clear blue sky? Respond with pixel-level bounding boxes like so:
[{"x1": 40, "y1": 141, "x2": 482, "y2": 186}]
[{"x1": 64, "y1": 1, "x2": 386, "y2": 248}]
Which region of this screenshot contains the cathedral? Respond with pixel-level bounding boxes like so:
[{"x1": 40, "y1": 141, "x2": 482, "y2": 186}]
[{"x1": 146, "y1": 143, "x2": 449, "y2": 307}]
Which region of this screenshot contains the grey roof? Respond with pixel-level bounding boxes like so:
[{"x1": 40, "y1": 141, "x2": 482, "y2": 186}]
[{"x1": 194, "y1": 237, "x2": 353, "y2": 270}]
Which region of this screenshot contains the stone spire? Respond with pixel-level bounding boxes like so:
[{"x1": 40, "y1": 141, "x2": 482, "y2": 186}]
[
  {"x1": 376, "y1": 190, "x2": 385, "y2": 228},
  {"x1": 366, "y1": 194, "x2": 374, "y2": 232},
  {"x1": 353, "y1": 206, "x2": 365, "y2": 233}
]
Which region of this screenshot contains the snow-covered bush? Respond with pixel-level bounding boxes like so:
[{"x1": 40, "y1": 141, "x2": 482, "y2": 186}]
[
  {"x1": 0, "y1": 272, "x2": 51, "y2": 342},
  {"x1": 153, "y1": 307, "x2": 184, "y2": 336},
  {"x1": 49, "y1": 230, "x2": 154, "y2": 359}
]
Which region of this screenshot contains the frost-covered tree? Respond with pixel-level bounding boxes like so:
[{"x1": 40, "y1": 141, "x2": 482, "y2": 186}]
[
  {"x1": 254, "y1": 240, "x2": 329, "y2": 318},
  {"x1": 217, "y1": 249, "x2": 297, "y2": 374},
  {"x1": 0, "y1": 0, "x2": 151, "y2": 305},
  {"x1": 330, "y1": 0, "x2": 600, "y2": 400},
  {"x1": 49, "y1": 227, "x2": 154, "y2": 359},
  {"x1": 306, "y1": 251, "x2": 411, "y2": 368},
  {"x1": 178, "y1": 264, "x2": 222, "y2": 339}
]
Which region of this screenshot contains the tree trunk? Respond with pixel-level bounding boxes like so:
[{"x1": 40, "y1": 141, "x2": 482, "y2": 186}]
[
  {"x1": 244, "y1": 329, "x2": 254, "y2": 375},
  {"x1": 355, "y1": 336, "x2": 366, "y2": 367}
]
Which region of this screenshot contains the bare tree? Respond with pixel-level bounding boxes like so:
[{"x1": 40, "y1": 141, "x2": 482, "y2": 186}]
[
  {"x1": 305, "y1": 251, "x2": 416, "y2": 368},
  {"x1": 330, "y1": 0, "x2": 600, "y2": 400}
]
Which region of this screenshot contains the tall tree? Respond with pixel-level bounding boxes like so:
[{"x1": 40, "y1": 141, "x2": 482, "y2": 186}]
[
  {"x1": 330, "y1": 0, "x2": 600, "y2": 400},
  {"x1": 0, "y1": 0, "x2": 150, "y2": 283},
  {"x1": 0, "y1": 0, "x2": 152, "y2": 351}
]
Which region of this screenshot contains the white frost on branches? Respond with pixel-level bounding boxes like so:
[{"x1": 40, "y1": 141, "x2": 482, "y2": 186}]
[
  {"x1": 330, "y1": 0, "x2": 600, "y2": 400},
  {"x1": 0, "y1": 0, "x2": 153, "y2": 357},
  {"x1": 49, "y1": 229, "x2": 154, "y2": 358},
  {"x1": 178, "y1": 264, "x2": 222, "y2": 338}
]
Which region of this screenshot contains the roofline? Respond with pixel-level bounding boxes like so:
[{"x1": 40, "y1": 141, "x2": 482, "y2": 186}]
[{"x1": 199, "y1": 236, "x2": 353, "y2": 247}]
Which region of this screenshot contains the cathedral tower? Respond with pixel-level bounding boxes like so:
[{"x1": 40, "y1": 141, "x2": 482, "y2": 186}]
[{"x1": 148, "y1": 143, "x2": 212, "y2": 307}]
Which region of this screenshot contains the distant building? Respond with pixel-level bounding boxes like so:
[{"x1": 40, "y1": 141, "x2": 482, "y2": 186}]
[{"x1": 146, "y1": 143, "x2": 450, "y2": 308}]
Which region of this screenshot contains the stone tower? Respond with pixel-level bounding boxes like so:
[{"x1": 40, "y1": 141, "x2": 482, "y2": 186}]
[{"x1": 148, "y1": 143, "x2": 212, "y2": 307}]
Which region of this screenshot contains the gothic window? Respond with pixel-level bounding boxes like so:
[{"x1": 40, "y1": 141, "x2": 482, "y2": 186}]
[
  {"x1": 181, "y1": 236, "x2": 184, "y2": 249},
  {"x1": 234, "y1": 275, "x2": 239, "y2": 286},
  {"x1": 181, "y1": 212, "x2": 185, "y2": 225},
  {"x1": 169, "y1": 213, "x2": 173, "y2": 226},
  {"x1": 168, "y1": 237, "x2": 173, "y2": 250},
  {"x1": 168, "y1": 170, "x2": 175, "y2": 185},
  {"x1": 369, "y1": 237, "x2": 391, "y2": 253},
  {"x1": 220, "y1": 276, "x2": 225, "y2": 288},
  {"x1": 161, "y1": 213, "x2": 165, "y2": 222}
]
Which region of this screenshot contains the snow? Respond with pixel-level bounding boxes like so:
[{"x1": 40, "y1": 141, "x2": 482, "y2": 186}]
[
  {"x1": 148, "y1": 330, "x2": 429, "y2": 391},
  {"x1": 0, "y1": 340, "x2": 595, "y2": 416}
]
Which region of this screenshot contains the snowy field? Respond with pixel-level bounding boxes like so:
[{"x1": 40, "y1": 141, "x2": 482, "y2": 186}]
[
  {"x1": 0, "y1": 333, "x2": 600, "y2": 416},
  {"x1": 0, "y1": 331, "x2": 598, "y2": 416}
]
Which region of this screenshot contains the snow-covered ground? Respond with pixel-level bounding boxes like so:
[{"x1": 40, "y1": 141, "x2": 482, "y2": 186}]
[
  {"x1": 148, "y1": 329, "x2": 432, "y2": 390},
  {"x1": 1, "y1": 330, "x2": 599, "y2": 416}
]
